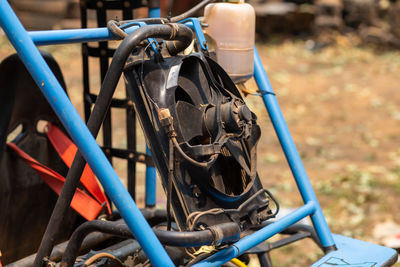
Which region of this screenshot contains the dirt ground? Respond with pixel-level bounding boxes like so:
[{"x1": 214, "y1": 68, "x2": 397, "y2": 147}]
[
  {"x1": 247, "y1": 38, "x2": 400, "y2": 265},
  {"x1": 1, "y1": 33, "x2": 400, "y2": 266}
]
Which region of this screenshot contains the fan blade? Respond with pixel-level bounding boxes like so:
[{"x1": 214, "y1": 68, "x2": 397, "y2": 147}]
[
  {"x1": 175, "y1": 101, "x2": 205, "y2": 142},
  {"x1": 225, "y1": 139, "x2": 252, "y2": 177}
]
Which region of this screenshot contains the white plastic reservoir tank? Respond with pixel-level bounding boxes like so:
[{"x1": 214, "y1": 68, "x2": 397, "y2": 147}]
[{"x1": 204, "y1": 0, "x2": 255, "y2": 83}]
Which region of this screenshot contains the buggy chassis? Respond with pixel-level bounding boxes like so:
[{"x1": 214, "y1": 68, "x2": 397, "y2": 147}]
[{"x1": 0, "y1": 0, "x2": 398, "y2": 266}]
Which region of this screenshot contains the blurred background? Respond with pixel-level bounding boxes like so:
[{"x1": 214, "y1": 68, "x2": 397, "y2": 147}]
[{"x1": 1, "y1": 0, "x2": 400, "y2": 265}]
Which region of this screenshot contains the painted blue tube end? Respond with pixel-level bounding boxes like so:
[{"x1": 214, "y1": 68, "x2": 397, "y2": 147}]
[
  {"x1": 149, "y1": 8, "x2": 161, "y2": 18},
  {"x1": 145, "y1": 146, "x2": 157, "y2": 207}
]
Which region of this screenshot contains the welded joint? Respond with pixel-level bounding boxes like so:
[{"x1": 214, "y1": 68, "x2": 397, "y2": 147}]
[
  {"x1": 180, "y1": 18, "x2": 208, "y2": 51},
  {"x1": 306, "y1": 201, "x2": 317, "y2": 215},
  {"x1": 231, "y1": 244, "x2": 241, "y2": 258}
]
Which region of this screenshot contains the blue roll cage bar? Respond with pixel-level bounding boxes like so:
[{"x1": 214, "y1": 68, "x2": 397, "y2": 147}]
[{"x1": 0, "y1": 1, "x2": 396, "y2": 266}]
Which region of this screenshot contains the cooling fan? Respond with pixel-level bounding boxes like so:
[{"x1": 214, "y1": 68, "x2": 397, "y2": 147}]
[{"x1": 125, "y1": 52, "x2": 277, "y2": 231}]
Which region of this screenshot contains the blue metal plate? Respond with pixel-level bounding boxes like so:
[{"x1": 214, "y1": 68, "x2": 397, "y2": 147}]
[{"x1": 312, "y1": 234, "x2": 398, "y2": 267}]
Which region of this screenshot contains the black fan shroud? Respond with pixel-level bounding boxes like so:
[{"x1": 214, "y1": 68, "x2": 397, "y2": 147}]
[{"x1": 125, "y1": 53, "x2": 272, "y2": 230}]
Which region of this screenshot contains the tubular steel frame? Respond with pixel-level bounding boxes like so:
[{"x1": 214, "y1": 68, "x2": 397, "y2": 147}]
[{"x1": 0, "y1": 1, "x2": 337, "y2": 266}]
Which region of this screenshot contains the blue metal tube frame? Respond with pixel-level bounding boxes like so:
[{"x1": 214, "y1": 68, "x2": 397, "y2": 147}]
[
  {"x1": 144, "y1": 8, "x2": 160, "y2": 208},
  {"x1": 193, "y1": 201, "x2": 317, "y2": 267},
  {"x1": 253, "y1": 47, "x2": 336, "y2": 249},
  {"x1": 28, "y1": 27, "x2": 138, "y2": 46},
  {"x1": 0, "y1": 2, "x2": 173, "y2": 266},
  {"x1": 28, "y1": 20, "x2": 202, "y2": 47}
]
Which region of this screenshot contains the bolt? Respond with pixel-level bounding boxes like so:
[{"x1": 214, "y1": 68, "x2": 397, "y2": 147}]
[{"x1": 193, "y1": 186, "x2": 201, "y2": 198}]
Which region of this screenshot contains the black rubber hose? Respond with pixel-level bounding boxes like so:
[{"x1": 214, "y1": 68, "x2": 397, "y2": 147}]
[
  {"x1": 120, "y1": 17, "x2": 168, "y2": 25},
  {"x1": 61, "y1": 220, "x2": 240, "y2": 266},
  {"x1": 154, "y1": 222, "x2": 241, "y2": 247},
  {"x1": 169, "y1": 0, "x2": 216, "y2": 23},
  {"x1": 34, "y1": 24, "x2": 193, "y2": 266},
  {"x1": 6, "y1": 209, "x2": 165, "y2": 267},
  {"x1": 139, "y1": 208, "x2": 169, "y2": 226},
  {"x1": 120, "y1": 0, "x2": 217, "y2": 24},
  {"x1": 61, "y1": 220, "x2": 131, "y2": 267},
  {"x1": 6, "y1": 232, "x2": 112, "y2": 267}
]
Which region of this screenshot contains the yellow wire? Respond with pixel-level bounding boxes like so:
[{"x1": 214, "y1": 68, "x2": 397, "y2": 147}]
[{"x1": 230, "y1": 258, "x2": 247, "y2": 267}]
